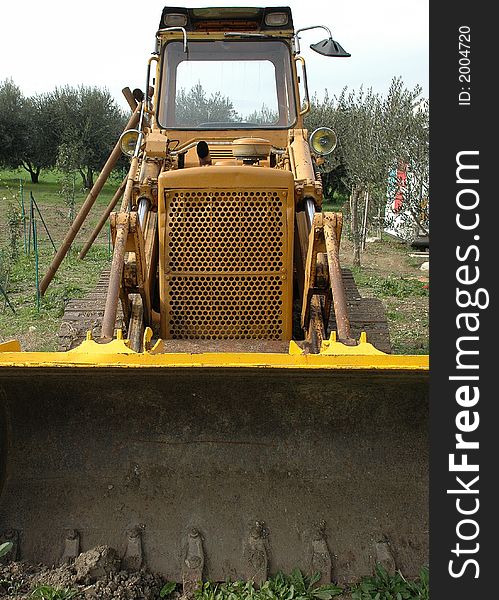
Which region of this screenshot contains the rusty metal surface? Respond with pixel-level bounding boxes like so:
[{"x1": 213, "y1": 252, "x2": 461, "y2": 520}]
[
  {"x1": 58, "y1": 270, "x2": 124, "y2": 351},
  {"x1": 328, "y1": 270, "x2": 392, "y2": 354},
  {"x1": 39, "y1": 107, "x2": 141, "y2": 296},
  {"x1": 102, "y1": 213, "x2": 130, "y2": 340},
  {"x1": 0, "y1": 367, "x2": 427, "y2": 583},
  {"x1": 323, "y1": 216, "x2": 354, "y2": 345}
]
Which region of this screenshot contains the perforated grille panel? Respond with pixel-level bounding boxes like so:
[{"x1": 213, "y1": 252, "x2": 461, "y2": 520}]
[{"x1": 164, "y1": 188, "x2": 290, "y2": 340}]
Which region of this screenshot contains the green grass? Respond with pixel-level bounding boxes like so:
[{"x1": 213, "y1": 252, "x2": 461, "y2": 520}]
[
  {"x1": 346, "y1": 246, "x2": 429, "y2": 355},
  {"x1": 160, "y1": 582, "x2": 177, "y2": 597},
  {"x1": 0, "y1": 568, "x2": 429, "y2": 600},
  {"x1": 0, "y1": 569, "x2": 429, "y2": 600},
  {"x1": 0, "y1": 167, "x2": 116, "y2": 350},
  {"x1": 0, "y1": 167, "x2": 123, "y2": 249},
  {"x1": 350, "y1": 268, "x2": 428, "y2": 300},
  {"x1": 195, "y1": 571, "x2": 343, "y2": 600},
  {"x1": 0, "y1": 243, "x2": 109, "y2": 351}
]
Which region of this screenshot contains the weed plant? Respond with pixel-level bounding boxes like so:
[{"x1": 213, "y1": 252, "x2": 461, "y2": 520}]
[{"x1": 30, "y1": 586, "x2": 80, "y2": 600}]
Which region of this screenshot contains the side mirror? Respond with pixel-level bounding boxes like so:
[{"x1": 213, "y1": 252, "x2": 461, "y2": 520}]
[{"x1": 310, "y1": 38, "x2": 351, "y2": 57}]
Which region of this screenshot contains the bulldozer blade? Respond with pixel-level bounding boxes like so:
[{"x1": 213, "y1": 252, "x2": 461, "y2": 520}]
[{"x1": 0, "y1": 354, "x2": 427, "y2": 584}]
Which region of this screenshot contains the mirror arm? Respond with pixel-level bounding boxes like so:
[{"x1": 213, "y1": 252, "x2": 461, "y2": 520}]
[{"x1": 294, "y1": 25, "x2": 333, "y2": 53}]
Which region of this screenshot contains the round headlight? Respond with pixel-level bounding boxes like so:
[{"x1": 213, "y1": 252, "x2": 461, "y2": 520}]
[
  {"x1": 309, "y1": 127, "x2": 337, "y2": 156},
  {"x1": 119, "y1": 129, "x2": 141, "y2": 157}
]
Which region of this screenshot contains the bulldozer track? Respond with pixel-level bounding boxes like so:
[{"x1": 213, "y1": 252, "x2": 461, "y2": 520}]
[
  {"x1": 58, "y1": 268, "x2": 391, "y2": 353},
  {"x1": 330, "y1": 269, "x2": 392, "y2": 353},
  {"x1": 57, "y1": 269, "x2": 124, "y2": 351}
]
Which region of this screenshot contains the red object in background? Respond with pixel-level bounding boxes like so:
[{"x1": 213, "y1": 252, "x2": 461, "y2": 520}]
[{"x1": 393, "y1": 163, "x2": 408, "y2": 212}]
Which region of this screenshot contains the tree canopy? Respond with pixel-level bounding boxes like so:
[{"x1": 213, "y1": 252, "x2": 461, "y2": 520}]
[
  {"x1": 0, "y1": 80, "x2": 126, "y2": 186},
  {"x1": 0, "y1": 76, "x2": 428, "y2": 258},
  {"x1": 305, "y1": 78, "x2": 429, "y2": 264},
  {"x1": 0, "y1": 79, "x2": 26, "y2": 171},
  {"x1": 49, "y1": 85, "x2": 126, "y2": 188},
  {"x1": 175, "y1": 83, "x2": 239, "y2": 126}
]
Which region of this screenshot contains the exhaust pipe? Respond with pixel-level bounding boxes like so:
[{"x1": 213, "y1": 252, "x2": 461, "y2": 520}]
[{"x1": 197, "y1": 141, "x2": 212, "y2": 166}]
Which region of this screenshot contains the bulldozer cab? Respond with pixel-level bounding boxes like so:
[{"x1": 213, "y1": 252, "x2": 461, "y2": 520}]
[
  {"x1": 158, "y1": 7, "x2": 296, "y2": 131},
  {"x1": 0, "y1": 5, "x2": 428, "y2": 587}
]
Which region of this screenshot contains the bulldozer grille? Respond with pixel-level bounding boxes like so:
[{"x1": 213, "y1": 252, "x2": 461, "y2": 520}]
[
  {"x1": 209, "y1": 149, "x2": 233, "y2": 160},
  {"x1": 163, "y1": 188, "x2": 291, "y2": 340}
]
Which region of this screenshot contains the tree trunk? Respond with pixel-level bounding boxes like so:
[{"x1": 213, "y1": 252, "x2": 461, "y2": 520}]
[
  {"x1": 86, "y1": 168, "x2": 94, "y2": 190},
  {"x1": 79, "y1": 168, "x2": 94, "y2": 190},
  {"x1": 350, "y1": 185, "x2": 362, "y2": 267},
  {"x1": 21, "y1": 163, "x2": 40, "y2": 184}
]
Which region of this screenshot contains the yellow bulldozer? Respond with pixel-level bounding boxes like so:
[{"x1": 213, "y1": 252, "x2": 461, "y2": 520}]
[{"x1": 0, "y1": 6, "x2": 428, "y2": 587}]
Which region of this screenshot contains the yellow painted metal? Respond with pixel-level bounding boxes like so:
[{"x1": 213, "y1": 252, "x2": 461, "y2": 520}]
[
  {"x1": 159, "y1": 164, "x2": 295, "y2": 190},
  {"x1": 66, "y1": 330, "x2": 135, "y2": 355},
  {"x1": 319, "y1": 331, "x2": 386, "y2": 356},
  {"x1": 288, "y1": 129, "x2": 323, "y2": 206},
  {"x1": 161, "y1": 130, "x2": 290, "y2": 155},
  {"x1": 0, "y1": 335, "x2": 428, "y2": 371},
  {"x1": 158, "y1": 31, "x2": 294, "y2": 43},
  {"x1": 0, "y1": 340, "x2": 21, "y2": 352},
  {"x1": 294, "y1": 56, "x2": 310, "y2": 116},
  {"x1": 144, "y1": 130, "x2": 169, "y2": 157},
  {"x1": 153, "y1": 33, "x2": 301, "y2": 142},
  {"x1": 158, "y1": 166, "x2": 295, "y2": 341}
]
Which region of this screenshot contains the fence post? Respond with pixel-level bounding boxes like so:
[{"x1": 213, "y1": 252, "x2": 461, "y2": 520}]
[
  {"x1": 0, "y1": 279, "x2": 15, "y2": 314},
  {"x1": 31, "y1": 199, "x2": 40, "y2": 311},
  {"x1": 20, "y1": 179, "x2": 28, "y2": 254},
  {"x1": 30, "y1": 193, "x2": 57, "y2": 253}
]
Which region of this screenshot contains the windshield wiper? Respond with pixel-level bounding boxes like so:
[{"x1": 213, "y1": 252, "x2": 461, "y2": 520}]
[{"x1": 224, "y1": 32, "x2": 269, "y2": 38}]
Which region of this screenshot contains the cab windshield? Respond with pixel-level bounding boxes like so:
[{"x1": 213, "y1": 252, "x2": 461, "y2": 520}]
[{"x1": 158, "y1": 39, "x2": 297, "y2": 129}]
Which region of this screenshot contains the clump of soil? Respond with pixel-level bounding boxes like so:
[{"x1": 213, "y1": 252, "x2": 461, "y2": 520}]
[
  {"x1": 0, "y1": 546, "x2": 173, "y2": 599},
  {"x1": 74, "y1": 545, "x2": 121, "y2": 584},
  {"x1": 87, "y1": 569, "x2": 168, "y2": 599}
]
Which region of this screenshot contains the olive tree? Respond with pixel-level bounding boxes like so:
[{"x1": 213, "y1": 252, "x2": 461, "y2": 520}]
[
  {"x1": 175, "y1": 83, "x2": 239, "y2": 126},
  {"x1": 0, "y1": 81, "x2": 60, "y2": 182},
  {"x1": 0, "y1": 79, "x2": 27, "y2": 171},
  {"x1": 50, "y1": 86, "x2": 126, "y2": 189},
  {"x1": 20, "y1": 93, "x2": 60, "y2": 183},
  {"x1": 307, "y1": 79, "x2": 429, "y2": 265}
]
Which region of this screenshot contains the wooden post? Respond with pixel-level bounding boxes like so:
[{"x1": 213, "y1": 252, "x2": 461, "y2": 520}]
[
  {"x1": 39, "y1": 106, "x2": 141, "y2": 295},
  {"x1": 78, "y1": 177, "x2": 127, "y2": 259}
]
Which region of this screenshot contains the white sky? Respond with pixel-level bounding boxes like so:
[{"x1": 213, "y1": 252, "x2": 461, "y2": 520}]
[{"x1": 0, "y1": 0, "x2": 428, "y2": 111}]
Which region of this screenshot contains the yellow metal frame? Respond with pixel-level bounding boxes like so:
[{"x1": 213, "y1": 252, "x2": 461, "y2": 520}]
[
  {"x1": 154, "y1": 31, "x2": 305, "y2": 141},
  {"x1": 0, "y1": 336, "x2": 428, "y2": 372}
]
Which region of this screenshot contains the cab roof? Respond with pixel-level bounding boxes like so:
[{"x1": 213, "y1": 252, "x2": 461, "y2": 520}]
[{"x1": 159, "y1": 6, "x2": 294, "y2": 33}]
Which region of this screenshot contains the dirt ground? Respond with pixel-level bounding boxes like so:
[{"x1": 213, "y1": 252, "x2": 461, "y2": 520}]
[
  {"x1": 340, "y1": 237, "x2": 429, "y2": 354},
  {"x1": 0, "y1": 547, "x2": 172, "y2": 599}
]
